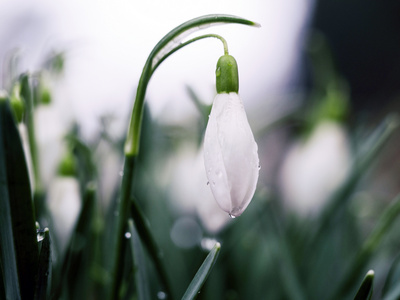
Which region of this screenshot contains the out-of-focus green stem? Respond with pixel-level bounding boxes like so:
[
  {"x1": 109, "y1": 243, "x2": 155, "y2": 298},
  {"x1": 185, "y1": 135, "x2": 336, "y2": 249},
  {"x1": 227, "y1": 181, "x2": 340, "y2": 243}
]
[
  {"x1": 111, "y1": 14, "x2": 260, "y2": 300},
  {"x1": 110, "y1": 156, "x2": 135, "y2": 300},
  {"x1": 20, "y1": 74, "x2": 42, "y2": 193}
]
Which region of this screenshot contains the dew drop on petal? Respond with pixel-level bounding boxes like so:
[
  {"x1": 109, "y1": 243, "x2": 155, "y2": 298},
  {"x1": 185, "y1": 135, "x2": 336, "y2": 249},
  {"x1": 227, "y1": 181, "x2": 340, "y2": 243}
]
[
  {"x1": 215, "y1": 67, "x2": 221, "y2": 77},
  {"x1": 206, "y1": 181, "x2": 210, "y2": 185},
  {"x1": 229, "y1": 214, "x2": 236, "y2": 219}
]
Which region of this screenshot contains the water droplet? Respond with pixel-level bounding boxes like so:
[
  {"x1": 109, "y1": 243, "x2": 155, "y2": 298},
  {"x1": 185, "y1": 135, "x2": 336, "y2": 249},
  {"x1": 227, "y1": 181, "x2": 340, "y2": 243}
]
[
  {"x1": 35, "y1": 222, "x2": 40, "y2": 230},
  {"x1": 37, "y1": 230, "x2": 46, "y2": 242},
  {"x1": 258, "y1": 165, "x2": 261, "y2": 170},
  {"x1": 157, "y1": 291, "x2": 167, "y2": 299},
  {"x1": 229, "y1": 214, "x2": 236, "y2": 219},
  {"x1": 201, "y1": 238, "x2": 219, "y2": 251},
  {"x1": 125, "y1": 232, "x2": 131, "y2": 239},
  {"x1": 199, "y1": 23, "x2": 211, "y2": 29},
  {"x1": 215, "y1": 67, "x2": 221, "y2": 77},
  {"x1": 119, "y1": 171, "x2": 124, "y2": 177},
  {"x1": 206, "y1": 181, "x2": 210, "y2": 185},
  {"x1": 216, "y1": 170, "x2": 223, "y2": 178}
]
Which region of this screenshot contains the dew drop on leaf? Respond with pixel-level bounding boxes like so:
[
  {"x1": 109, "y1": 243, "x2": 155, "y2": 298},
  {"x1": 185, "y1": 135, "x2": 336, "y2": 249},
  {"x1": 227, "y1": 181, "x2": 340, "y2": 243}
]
[{"x1": 157, "y1": 291, "x2": 167, "y2": 299}]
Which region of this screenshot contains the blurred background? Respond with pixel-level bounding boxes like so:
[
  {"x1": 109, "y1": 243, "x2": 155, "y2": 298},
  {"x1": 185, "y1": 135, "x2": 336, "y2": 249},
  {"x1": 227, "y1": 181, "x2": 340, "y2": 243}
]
[{"x1": 1, "y1": 0, "x2": 400, "y2": 299}]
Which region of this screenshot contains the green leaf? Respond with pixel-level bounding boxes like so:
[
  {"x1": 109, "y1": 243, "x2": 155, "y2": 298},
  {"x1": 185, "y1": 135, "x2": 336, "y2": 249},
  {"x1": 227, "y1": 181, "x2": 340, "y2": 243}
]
[
  {"x1": 129, "y1": 199, "x2": 172, "y2": 298},
  {"x1": 353, "y1": 270, "x2": 374, "y2": 300},
  {"x1": 315, "y1": 114, "x2": 399, "y2": 241},
  {"x1": 382, "y1": 254, "x2": 400, "y2": 300},
  {"x1": 51, "y1": 183, "x2": 96, "y2": 300},
  {"x1": 330, "y1": 193, "x2": 400, "y2": 300},
  {"x1": 34, "y1": 229, "x2": 51, "y2": 300},
  {"x1": 128, "y1": 219, "x2": 150, "y2": 300},
  {"x1": 0, "y1": 95, "x2": 39, "y2": 299},
  {"x1": 181, "y1": 242, "x2": 221, "y2": 300},
  {"x1": 0, "y1": 100, "x2": 21, "y2": 300}
]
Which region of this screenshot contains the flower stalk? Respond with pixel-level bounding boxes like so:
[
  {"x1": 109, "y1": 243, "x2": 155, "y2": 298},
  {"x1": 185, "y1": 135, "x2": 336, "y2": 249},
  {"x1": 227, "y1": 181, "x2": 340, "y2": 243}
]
[{"x1": 111, "y1": 14, "x2": 259, "y2": 300}]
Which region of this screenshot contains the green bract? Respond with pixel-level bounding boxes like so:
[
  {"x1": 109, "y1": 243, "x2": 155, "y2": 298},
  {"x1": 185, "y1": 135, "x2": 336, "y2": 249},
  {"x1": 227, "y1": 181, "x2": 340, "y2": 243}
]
[{"x1": 216, "y1": 54, "x2": 239, "y2": 94}]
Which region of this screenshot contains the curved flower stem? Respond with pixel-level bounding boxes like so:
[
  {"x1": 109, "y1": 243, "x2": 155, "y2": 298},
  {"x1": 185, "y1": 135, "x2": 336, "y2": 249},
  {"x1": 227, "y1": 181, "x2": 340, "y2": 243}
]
[
  {"x1": 110, "y1": 14, "x2": 259, "y2": 300},
  {"x1": 124, "y1": 14, "x2": 259, "y2": 157},
  {"x1": 151, "y1": 34, "x2": 229, "y2": 74}
]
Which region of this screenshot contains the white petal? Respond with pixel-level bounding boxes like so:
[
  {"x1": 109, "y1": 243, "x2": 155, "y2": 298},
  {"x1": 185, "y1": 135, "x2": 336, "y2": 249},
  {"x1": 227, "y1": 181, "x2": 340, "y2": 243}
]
[{"x1": 204, "y1": 93, "x2": 259, "y2": 217}]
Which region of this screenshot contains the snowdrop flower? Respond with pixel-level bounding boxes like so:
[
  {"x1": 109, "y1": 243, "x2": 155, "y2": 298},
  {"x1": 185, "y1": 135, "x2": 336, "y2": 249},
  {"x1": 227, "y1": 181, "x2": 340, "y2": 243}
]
[
  {"x1": 279, "y1": 121, "x2": 351, "y2": 216},
  {"x1": 204, "y1": 54, "x2": 259, "y2": 217}
]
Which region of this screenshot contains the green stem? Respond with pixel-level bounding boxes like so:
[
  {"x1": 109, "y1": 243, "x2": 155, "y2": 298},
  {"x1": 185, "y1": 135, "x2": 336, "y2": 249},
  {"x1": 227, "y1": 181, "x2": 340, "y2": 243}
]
[
  {"x1": 111, "y1": 14, "x2": 259, "y2": 300},
  {"x1": 110, "y1": 156, "x2": 135, "y2": 300},
  {"x1": 20, "y1": 74, "x2": 42, "y2": 193},
  {"x1": 151, "y1": 34, "x2": 229, "y2": 74}
]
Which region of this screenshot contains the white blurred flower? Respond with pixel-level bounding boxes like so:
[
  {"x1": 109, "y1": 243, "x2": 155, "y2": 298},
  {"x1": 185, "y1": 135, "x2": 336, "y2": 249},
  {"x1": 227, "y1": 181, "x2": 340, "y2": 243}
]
[
  {"x1": 47, "y1": 176, "x2": 81, "y2": 251},
  {"x1": 204, "y1": 92, "x2": 259, "y2": 217},
  {"x1": 279, "y1": 121, "x2": 351, "y2": 216},
  {"x1": 168, "y1": 145, "x2": 230, "y2": 233}
]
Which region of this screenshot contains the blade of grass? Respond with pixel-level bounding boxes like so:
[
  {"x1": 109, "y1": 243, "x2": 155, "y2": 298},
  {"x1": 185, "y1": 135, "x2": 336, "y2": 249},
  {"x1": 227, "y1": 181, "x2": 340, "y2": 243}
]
[
  {"x1": 20, "y1": 73, "x2": 42, "y2": 194},
  {"x1": 314, "y1": 114, "x2": 399, "y2": 242},
  {"x1": 34, "y1": 229, "x2": 51, "y2": 300},
  {"x1": 0, "y1": 97, "x2": 21, "y2": 300},
  {"x1": 329, "y1": 193, "x2": 400, "y2": 300},
  {"x1": 51, "y1": 183, "x2": 96, "y2": 300},
  {"x1": 128, "y1": 219, "x2": 150, "y2": 300},
  {"x1": 181, "y1": 242, "x2": 221, "y2": 300},
  {"x1": 381, "y1": 254, "x2": 400, "y2": 300},
  {"x1": 0, "y1": 95, "x2": 38, "y2": 299},
  {"x1": 129, "y1": 199, "x2": 172, "y2": 299},
  {"x1": 353, "y1": 270, "x2": 374, "y2": 300}
]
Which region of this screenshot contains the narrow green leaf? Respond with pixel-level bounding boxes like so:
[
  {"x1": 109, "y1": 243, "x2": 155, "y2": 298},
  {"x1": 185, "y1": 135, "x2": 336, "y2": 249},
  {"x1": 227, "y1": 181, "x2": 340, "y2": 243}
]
[
  {"x1": 382, "y1": 254, "x2": 400, "y2": 300},
  {"x1": 382, "y1": 285, "x2": 400, "y2": 300},
  {"x1": 20, "y1": 73, "x2": 41, "y2": 193},
  {"x1": 181, "y1": 242, "x2": 221, "y2": 300},
  {"x1": 0, "y1": 97, "x2": 21, "y2": 300},
  {"x1": 128, "y1": 219, "x2": 150, "y2": 300},
  {"x1": 315, "y1": 114, "x2": 399, "y2": 241},
  {"x1": 0, "y1": 96, "x2": 38, "y2": 299},
  {"x1": 51, "y1": 183, "x2": 96, "y2": 300},
  {"x1": 130, "y1": 199, "x2": 172, "y2": 299},
  {"x1": 353, "y1": 270, "x2": 374, "y2": 300},
  {"x1": 330, "y1": 193, "x2": 400, "y2": 300},
  {"x1": 34, "y1": 229, "x2": 51, "y2": 300}
]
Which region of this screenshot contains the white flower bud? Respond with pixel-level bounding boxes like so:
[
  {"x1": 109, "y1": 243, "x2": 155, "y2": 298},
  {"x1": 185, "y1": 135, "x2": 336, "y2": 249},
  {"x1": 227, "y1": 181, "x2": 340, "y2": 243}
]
[{"x1": 204, "y1": 92, "x2": 259, "y2": 217}]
